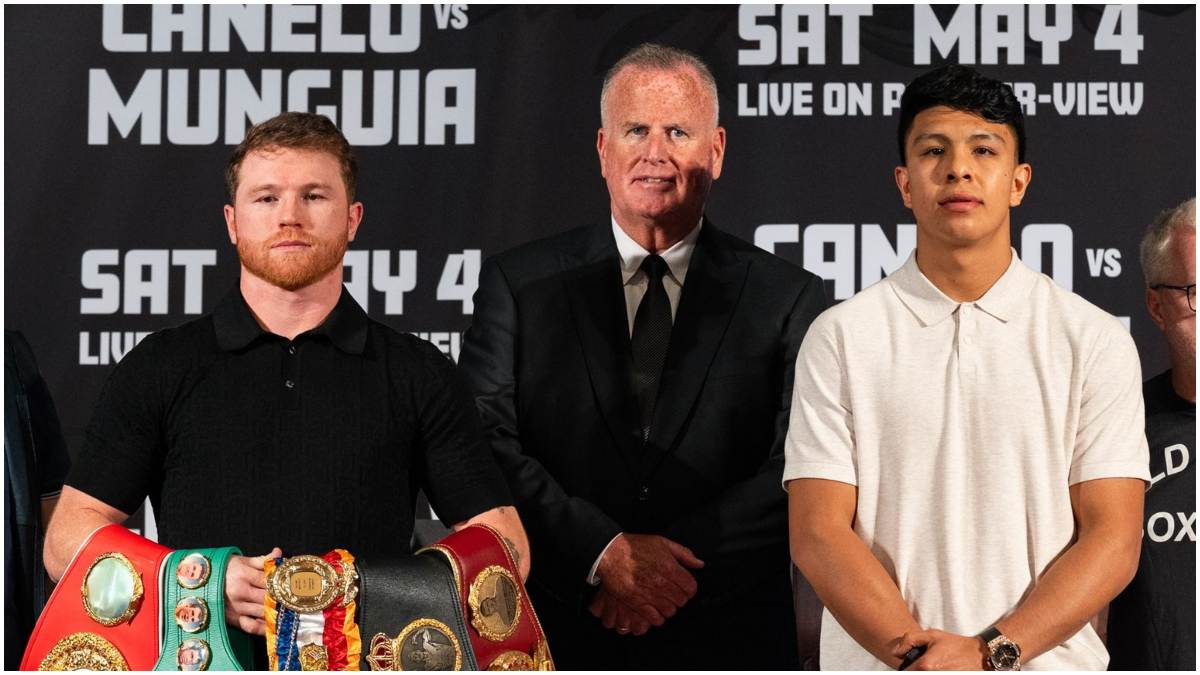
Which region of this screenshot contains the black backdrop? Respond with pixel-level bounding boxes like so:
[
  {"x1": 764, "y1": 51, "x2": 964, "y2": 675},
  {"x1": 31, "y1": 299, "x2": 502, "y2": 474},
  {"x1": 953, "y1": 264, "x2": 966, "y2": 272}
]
[{"x1": 5, "y1": 4, "x2": 1195, "y2": 532}]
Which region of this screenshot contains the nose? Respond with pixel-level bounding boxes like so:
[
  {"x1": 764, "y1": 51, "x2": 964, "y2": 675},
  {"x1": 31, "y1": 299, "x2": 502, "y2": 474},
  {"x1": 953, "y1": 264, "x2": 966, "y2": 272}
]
[
  {"x1": 644, "y1": 130, "x2": 669, "y2": 163},
  {"x1": 278, "y1": 195, "x2": 304, "y2": 228},
  {"x1": 944, "y1": 146, "x2": 972, "y2": 183}
]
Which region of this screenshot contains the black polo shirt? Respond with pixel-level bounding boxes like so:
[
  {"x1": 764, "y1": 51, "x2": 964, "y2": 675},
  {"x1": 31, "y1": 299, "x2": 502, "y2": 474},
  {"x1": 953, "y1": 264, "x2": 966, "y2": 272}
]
[
  {"x1": 1107, "y1": 369, "x2": 1195, "y2": 671},
  {"x1": 67, "y1": 285, "x2": 511, "y2": 557}
]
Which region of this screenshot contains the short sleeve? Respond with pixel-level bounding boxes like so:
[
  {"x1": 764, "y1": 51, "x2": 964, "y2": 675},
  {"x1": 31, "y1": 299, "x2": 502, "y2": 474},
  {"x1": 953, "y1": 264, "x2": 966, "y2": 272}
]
[
  {"x1": 1069, "y1": 322, "x2": 1152, "y2": 485},
  {"x1": 65, "y1": 333, "x2": 167, "y2": 515},
  {"x1": 783, "y1": 317, "x2": 858, "y2": 488},
  {"x1": 410, "y1": 341, "x2": 513, "y2": 524}
]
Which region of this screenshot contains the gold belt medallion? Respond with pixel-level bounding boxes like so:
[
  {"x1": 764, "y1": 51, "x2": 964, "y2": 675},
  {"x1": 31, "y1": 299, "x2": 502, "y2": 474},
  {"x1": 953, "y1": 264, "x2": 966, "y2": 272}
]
[
  {"x1": 267, "y1": 554, "x2": 344, "y2": 613},
  {"x1": 487, "y1": 651, "x2": 535, "y2": 671},
  {"x1": 38, "y1": 632, "x2": 128, "y2": 671},
  {"x1": 80, "y1": 552, "x2": 143, "y2": 627},
  {"x1": 366, "y1": 619, "x2": 463, "y2": 671},
  {"x1": 467, "y1": 565, "x2": 522, "y2": 642},
  {"x1": 299, "y1": 644, "x2": 329, "y2": 671}
]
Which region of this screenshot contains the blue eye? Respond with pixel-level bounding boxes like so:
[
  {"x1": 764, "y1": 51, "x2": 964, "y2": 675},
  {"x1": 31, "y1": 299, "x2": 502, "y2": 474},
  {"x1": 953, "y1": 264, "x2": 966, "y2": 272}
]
[
  {"x1": 628, "y1": 126, "x2": 648, "y2": 137},
  {"x1": 669, "y1": 128, "x2": 688, "y2": 138}
]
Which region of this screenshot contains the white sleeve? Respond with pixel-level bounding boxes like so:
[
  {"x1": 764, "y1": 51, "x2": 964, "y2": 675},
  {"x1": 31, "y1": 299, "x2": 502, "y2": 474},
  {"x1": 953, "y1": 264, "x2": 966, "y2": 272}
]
[
  {"x1": 782, "y1": 317, "x2": 858, "y2": 488},
  {"x1": 585, "y1": 533, "x2": 623, "y2": 585},
  {"x1": 1069, "y1": 320, "x2": 1152, "y2": 485}
]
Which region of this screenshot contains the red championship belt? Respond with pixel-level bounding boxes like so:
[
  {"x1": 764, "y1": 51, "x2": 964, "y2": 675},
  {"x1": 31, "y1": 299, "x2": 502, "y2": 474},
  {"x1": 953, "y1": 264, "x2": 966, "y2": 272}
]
[
  {"x1": 21, "y1": 524, "x2": 172, "y2": 671},
  {"x1": 419, "y1": 524, "x2": 554, "y2": 670}
]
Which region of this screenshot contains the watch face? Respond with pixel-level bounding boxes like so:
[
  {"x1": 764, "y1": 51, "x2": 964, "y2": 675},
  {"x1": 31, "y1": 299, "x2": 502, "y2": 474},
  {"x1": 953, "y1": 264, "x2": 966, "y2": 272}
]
[{"x1": 991, "y1": 644, "x2": 1020, "y2": 670}]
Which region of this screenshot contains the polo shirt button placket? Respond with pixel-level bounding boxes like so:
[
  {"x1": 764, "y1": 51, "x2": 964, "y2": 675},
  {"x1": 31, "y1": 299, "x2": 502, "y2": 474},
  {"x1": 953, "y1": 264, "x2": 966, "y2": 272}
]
[
  {"x1": 959, "y1": 304, "x2": 975, "y2": 384},
  {"x1": 282, "y1": 341, "x2": 300, "y2": 409}
]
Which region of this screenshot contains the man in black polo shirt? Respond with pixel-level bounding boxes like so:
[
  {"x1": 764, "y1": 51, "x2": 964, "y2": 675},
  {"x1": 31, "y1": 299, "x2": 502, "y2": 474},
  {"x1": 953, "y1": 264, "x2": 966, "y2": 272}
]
[
  {"x1": 44, "y1": 112, "x2": 529, "y2": 639},
  {"x1": 1108, "y1": 198, "x2": 1195, "y2": 670}
]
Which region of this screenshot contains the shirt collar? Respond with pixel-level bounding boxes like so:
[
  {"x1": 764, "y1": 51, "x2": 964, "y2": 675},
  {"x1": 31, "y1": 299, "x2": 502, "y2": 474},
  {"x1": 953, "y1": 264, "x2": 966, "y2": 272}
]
[
  {"x1": 890, "y1": 247, "x2": 1035, "y2": 326},
  {"x1": 213, "y1": 284, "x2": 369, "y2": 354},
  {"x1": 611, "y1": 215, "x2": 702, "y2": 287}
]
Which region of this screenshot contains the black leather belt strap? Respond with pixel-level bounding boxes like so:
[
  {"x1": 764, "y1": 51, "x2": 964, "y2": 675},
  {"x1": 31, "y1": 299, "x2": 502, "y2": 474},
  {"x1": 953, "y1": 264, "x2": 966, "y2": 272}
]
[{"x1": 355, "y1": 555, "x2": 478, "y2": 671}]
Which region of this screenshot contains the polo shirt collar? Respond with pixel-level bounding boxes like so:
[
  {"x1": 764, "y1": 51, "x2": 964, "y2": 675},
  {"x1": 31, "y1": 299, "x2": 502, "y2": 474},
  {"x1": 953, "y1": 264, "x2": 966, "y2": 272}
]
[
  {"x1": 891, "y1": 247, "x2": 1033, "y2": 326},
  {"x1": 213, "y1": 284, "x2": 369, "y2": 354}
]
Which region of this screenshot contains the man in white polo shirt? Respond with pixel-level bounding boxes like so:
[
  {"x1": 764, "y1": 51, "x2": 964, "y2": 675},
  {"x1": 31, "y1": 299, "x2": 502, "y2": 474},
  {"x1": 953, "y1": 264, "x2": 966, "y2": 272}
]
[{"x1": 784, "y1": 65, "x2": 1149, "y2": 670}]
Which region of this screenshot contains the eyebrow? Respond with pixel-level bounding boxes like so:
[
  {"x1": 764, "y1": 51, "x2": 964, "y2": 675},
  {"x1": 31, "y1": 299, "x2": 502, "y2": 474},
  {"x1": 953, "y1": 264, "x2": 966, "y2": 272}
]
[
  {"x1": 246, "y1": 181, "x2": 333, "y2": 193},
  {"x1": 914, "y1": 132, "x2": 1007, "y2": 144}
]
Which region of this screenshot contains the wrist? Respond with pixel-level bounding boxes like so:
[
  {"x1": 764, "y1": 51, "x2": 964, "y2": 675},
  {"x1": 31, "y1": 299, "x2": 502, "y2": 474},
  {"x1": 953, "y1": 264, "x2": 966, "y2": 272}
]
[{"x1": 979, "y1": 625, "x2": 1021, "y2": 671}]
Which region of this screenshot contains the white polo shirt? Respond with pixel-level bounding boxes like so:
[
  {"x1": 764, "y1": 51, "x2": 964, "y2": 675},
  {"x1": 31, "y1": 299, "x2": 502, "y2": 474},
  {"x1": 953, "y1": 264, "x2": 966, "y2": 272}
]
[{"x1": 783, "y1": 249, "x2": 1150, "y2": 670}]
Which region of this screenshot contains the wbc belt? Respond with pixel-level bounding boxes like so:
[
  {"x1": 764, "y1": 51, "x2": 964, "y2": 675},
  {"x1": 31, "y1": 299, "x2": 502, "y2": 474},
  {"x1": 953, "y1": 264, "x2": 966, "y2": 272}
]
[
  {"x1": 264, "y1": 549, "x2": 362, "y2": 670},
  {"x1": 419, "y1": 525, "x2": 554, "y2": 671},
  {"x1": 357, "y1": 555, "x2": 478, "y2": 671},
  {"x1": 154, "y1": 547, "x2": 255, "y2": 671},
  {"x1": 20, "y1": 524, "x2": 172, "y2": 671}
]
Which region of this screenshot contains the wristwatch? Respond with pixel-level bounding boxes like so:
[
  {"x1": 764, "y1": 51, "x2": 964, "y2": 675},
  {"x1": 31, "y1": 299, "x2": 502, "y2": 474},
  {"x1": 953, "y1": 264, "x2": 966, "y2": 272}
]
[{"x1": 979, "y1": 626, "x2": 1021, "y2": 671}]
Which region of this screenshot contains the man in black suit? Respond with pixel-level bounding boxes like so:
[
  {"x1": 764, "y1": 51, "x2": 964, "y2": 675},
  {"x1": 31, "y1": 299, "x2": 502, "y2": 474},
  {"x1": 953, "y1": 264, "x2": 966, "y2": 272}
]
[{"x1": 458, "y1": 43, "x2": 826, "y2": 669}]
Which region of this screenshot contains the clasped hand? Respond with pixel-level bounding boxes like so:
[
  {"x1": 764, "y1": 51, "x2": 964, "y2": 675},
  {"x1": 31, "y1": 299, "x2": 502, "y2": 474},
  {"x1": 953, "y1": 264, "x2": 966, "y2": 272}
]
[
  {"x1": 587, "y1": 533, "x2": 704, "y2": 636},
  {"x1": 892, "y1": 629, "x2": 989, "y2": 670}
]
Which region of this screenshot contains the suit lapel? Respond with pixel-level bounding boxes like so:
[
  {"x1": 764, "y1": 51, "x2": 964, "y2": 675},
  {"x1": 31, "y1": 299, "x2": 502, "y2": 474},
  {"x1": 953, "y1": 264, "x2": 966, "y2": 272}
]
[
  {"x1": 562, "y1": 225, "x2": 643, "y2": 473},
  {"x1": 644, "y1": 222, "x2": 749, "y2": 475}
]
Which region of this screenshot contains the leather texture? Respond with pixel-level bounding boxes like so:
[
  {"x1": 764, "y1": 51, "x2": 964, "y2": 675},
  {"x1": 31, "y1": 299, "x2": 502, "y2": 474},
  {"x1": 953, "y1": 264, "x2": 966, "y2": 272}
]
[
  {"x1": 419, "y1": 525, "x2": 552, "y2": 670},
  {"x1": 20, "y1": 525, "x2": 172, "y2": 671},
  {"x1": 356, "y1": 554, "x2": 478, "y2": 670},
  {"x1": 154, "y1": 547, "x2": 254, "y2": 671}
]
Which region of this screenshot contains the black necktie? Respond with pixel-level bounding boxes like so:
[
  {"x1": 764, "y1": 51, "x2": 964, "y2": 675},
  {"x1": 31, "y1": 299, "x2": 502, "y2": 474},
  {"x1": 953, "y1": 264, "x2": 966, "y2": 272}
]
[{"x1": 630, "y1": 254, "x2": 672, "y2": 443}]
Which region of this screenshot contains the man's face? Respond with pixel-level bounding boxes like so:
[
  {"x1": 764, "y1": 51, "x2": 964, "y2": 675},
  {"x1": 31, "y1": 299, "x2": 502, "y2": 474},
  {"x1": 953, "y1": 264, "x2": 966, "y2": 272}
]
[
  {"x1": 895, "y1": 106, "x2": 1031, "y2": 250},
  {"x1": 176, "y1": 604, "x2": 203, "y2": 625},
  {"x1": 179, "y1": 562, "x2": 203, "y2": 581},
  {"x1": 223, "y1": 147, "x2": 363, "y2": 291},
  {"x1": 1147, "y1": 229, "x2": 1196, "y2": 360},
  {"x1": 597, "y1": 66, "x2": 725, "y2": 229},
  {"x1": 179, "y1": 648, "x2": 201, "y2": 665}
]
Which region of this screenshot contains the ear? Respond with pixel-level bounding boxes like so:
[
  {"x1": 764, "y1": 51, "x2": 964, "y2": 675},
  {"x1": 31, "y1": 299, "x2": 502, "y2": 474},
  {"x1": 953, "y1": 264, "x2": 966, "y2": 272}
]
[
  {"x1": 1009, "y1": 163, "x2": 1032, "y2": 207},
  {"x1": 346, "y1": 202, "x2": 364, "y2": 242},
  {"x1": 596, "y1": 127, "x2": 608, "y2": 178},
  {"x1": 894, "y1": 166, "x2": 913, "y2": 209},
  {"x1": 223, "y1": 204, "x2": 238, "y2": 245},
  {"x1": 710, "y1": 126, "x2": 727, "y2": 181},
  {"x1": 1146, "y1": 286, "x2": 1168, "y2": 332}
]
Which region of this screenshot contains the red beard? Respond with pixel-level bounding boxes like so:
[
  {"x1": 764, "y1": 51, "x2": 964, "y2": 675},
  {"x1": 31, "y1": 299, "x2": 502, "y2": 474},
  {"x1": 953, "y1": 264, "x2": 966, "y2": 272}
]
[{"x1": 237, "y1": 232, "x2": 348, "y2": 291}]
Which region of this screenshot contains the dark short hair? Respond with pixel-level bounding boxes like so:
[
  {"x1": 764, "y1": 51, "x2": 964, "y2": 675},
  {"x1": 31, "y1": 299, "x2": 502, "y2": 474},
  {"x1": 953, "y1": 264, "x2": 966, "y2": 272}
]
[
  {"x1": 897, "y1": 65, "x2": 1026, "y2": 165},
  {"x1": 226, "y1": 112, "x2": 357, "y2": 202}
]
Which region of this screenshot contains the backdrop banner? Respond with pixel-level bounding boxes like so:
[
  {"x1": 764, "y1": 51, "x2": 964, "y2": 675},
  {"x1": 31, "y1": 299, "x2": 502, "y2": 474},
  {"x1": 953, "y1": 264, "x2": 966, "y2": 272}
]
[{"x1": 5, "y1": 4, "x2": 1195, "y2": 529}]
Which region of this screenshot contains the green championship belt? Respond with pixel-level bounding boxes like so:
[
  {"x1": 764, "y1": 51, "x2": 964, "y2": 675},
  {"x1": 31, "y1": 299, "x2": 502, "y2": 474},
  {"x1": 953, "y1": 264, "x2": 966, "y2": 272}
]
[{"x1": 154, "y1": 548, "x2": 255, "y2": 671}]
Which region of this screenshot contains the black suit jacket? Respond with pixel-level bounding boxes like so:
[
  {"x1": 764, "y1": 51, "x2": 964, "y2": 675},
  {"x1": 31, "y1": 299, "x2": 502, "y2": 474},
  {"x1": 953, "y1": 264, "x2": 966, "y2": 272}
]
[{"x1": 459, "y1": 221, "x2": 825, "y2": 660}]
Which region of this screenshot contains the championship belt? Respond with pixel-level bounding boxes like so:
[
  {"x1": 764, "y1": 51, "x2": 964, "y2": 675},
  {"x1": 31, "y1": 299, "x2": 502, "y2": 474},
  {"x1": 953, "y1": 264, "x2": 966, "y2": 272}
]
[
  {"x1": 153, "y1": 548, "x2": 255, "y2": 671},
  {"x1": 20, "y1": 524, "x2": 172, "y2": 671},
  {"x1": 357, "y1": 555, "x2": 478, "y2": 671},
  {"x1": 264, "y1": 549, "x2": 362, "y2": 670},
  {"x1": 419, "y1": 525, "x2": 554, "y2": 671}
]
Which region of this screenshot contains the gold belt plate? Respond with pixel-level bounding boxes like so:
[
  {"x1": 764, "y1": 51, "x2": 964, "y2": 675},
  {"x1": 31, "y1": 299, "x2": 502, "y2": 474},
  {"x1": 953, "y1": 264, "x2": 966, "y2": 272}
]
[
  {"x1": 267, "y1": 555, "x2": 343, "y2": 613},
  {"x1": 38, "y1": 632, "x2": 129, "y2": 671},
  {"x1": 467, "y1": 565, "x2": 522, "y2": 642},
  {"x1": 366, "y1": 619, "x2": 463, "y2": 671}
]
